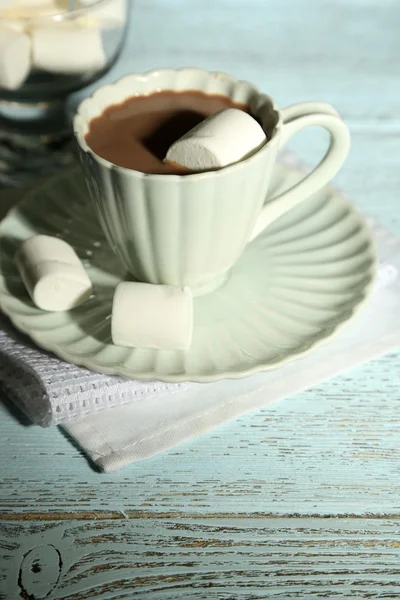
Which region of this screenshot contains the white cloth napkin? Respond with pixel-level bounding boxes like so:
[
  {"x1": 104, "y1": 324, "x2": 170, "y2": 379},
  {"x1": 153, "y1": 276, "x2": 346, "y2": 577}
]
[
  {"x1": 0, "y1": 321, "x2": 194, "y2": 426},
  {"x1": 1, "y1": 155, "x2": 400, "y2": 471}
]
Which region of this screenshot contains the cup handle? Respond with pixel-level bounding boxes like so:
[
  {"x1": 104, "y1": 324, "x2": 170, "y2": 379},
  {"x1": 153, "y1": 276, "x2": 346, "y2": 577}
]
[{"x1": 249, "y1": 102, "x2": 351, "y2": 241}]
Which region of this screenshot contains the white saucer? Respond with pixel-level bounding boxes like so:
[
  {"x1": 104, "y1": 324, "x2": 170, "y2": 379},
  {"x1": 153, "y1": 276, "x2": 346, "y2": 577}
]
[{"x1": 0, "y1": 163, "x2": 376, "y2": 382}]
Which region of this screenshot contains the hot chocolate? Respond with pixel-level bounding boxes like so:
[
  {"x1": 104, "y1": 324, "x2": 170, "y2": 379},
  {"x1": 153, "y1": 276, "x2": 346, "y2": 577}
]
[{"x1": 85, "y1": 90, "x2": 251, "y2": 174}]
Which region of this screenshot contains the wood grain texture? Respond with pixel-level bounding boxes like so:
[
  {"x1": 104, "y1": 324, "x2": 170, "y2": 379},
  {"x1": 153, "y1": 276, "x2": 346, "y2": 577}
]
[
  {"x1": 1, "y1": 0, "x2": 400, "y2": 598},
  {"x1": 2, "y1": 517, "x2": 400, "y2": 599},
  {"x1": 1, "y1": 354, "x2": 400, "y2": 517}
]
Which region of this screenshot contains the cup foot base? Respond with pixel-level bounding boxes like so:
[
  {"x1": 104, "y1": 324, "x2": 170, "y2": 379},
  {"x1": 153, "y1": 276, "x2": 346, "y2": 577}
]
[
  {"x1": 125, "y1": 270, "x2": 231, "y2": 297},
  {"x1": 188, "y1": 270, "x2": 231, "y2": 297}
]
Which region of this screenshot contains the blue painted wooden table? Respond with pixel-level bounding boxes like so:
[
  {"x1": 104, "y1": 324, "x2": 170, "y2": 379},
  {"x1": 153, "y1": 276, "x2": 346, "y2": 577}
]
[{"x1": 1, "y1": 1, "x2": 400, "y2": 598}]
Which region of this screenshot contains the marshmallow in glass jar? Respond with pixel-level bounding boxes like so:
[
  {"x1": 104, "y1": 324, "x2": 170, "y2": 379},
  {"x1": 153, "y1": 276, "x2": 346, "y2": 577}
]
[
  {"x1": 0, "y1": 0, "x2": 128, "y2": 90},
  {"x1": 0, "y1": 0, "x2": 128, "y2": 186}
]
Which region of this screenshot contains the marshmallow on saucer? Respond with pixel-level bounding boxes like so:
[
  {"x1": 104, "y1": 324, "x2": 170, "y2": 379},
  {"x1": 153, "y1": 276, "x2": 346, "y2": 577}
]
[
  {"x1": 112, "y1": 282, "x2": 193, "y2": 350},
  {"x1": 16, "y1": 235, "x2": 93, "y2": 312},
  {"x1": 0, "y1": 26, "x2": 31, "y2": 89},
  {"x1": 165, "y1": 108, "x2": 267, "y2": 172},
  {"x1": 31, "y1": 24, "x2": 106, "y2": 74}
]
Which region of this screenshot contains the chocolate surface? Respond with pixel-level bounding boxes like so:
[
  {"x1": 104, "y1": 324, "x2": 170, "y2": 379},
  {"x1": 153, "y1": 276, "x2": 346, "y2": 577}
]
[{"x1": 85, "y1": 90, "x2": 250, "y2": 174}]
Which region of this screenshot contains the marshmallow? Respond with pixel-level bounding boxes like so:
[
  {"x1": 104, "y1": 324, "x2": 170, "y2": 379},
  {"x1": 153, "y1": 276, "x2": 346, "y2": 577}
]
[
  {"x1": 0, "y1": 2, "x2": 62, "y2": 34},
  {"x1": 165, "y1": 108, "x2": 267, "y2": 172},
  {"x1": 0, "y1": 19, "x2": 26, "y2": 33},
  {"x1": 0, "y1": 26, "x2": 31, "y2": 90},
  {"x1": 78, "y1": 0, "x2": 126, "y2": 29},
  {"x1": 111, "y1": 282, "x2": 193, "y2": 350},
  {"x1": 0, "y1": 0, "x2": 62, "y2": 18},
  {"x1": 31, "y1": 24, "x2": 106, "y2": 74},
  {"x1": 15, "y1": 235, "x2": 93, "y2": 312}
]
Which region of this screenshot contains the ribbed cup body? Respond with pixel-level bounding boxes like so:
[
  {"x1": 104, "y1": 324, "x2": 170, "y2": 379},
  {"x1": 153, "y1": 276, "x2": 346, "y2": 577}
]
[{"x1": 74, "y1": 68, "x2": 280, "y2": 292}]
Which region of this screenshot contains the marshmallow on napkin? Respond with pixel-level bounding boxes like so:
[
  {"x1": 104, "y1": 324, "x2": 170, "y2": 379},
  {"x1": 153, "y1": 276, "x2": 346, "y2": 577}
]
[
  {"x1": 165, "y1": 108, "x2": 267, "y2": 171},
  {"x1": 15, "y1": 235, "x2": 93, "y2": 312},
  {"x1": 112, "y1": 282, "x2": 193, "y2": 350},
  {"x1": 0, "y1": 25, "x2": 31, "y2": 89}
]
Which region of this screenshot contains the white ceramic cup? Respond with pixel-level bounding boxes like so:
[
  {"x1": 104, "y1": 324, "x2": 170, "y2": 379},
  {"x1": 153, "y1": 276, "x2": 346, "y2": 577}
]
[{"x1": 74, "y1": 68, "x2": 350, "y2": 294}]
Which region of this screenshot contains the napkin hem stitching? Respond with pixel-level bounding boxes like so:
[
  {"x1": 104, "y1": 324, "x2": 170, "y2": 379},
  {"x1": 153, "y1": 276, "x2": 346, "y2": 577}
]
[
  {"x1": 88, "y1": 330, "x2": 400, "y2": 462},
  {"x1": 88, "y1": 393, "x2": 252, "y2": 459}
]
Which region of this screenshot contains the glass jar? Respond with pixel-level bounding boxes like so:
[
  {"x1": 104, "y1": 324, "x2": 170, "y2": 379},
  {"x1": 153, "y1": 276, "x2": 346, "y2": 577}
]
[{"x1": 0, "y1": 0, "x2": 129, "y2": 186}]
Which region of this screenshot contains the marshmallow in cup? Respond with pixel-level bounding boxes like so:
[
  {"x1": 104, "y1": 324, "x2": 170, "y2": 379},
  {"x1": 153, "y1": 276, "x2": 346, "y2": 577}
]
[
  {"x1": 74, "y1": 68, "x2": 351, "y2": 294},
  {"x1": 165, "y1": 108, "x2": 267, "y2": 171}
]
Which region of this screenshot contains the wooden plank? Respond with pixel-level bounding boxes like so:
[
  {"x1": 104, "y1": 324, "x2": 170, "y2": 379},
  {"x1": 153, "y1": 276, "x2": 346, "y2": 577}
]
[
  {"x1": 1, "y1": 350, "x2": 400, "y2": 517},
  {"x1": 1, "y1": 517, "x2": 400, "y2": 599},
  {"x1": 86, "y1": 0, "x2": 400, "y2": 231},
  {"x1": 0, "y1": 0, "x2": 399, "y2": 520},
  {"x1": 77, "y1": 0, "x2": 400, "y2": 126},
  {"x1": 1, "y1": 0, "x2": 400, "y2": 597},
  {"x1": 285, "y1": 128, "x2": 400, "y2": 233},
  {"x1": 116, "y1": 0, "x2": 400, "y2": 120}
]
